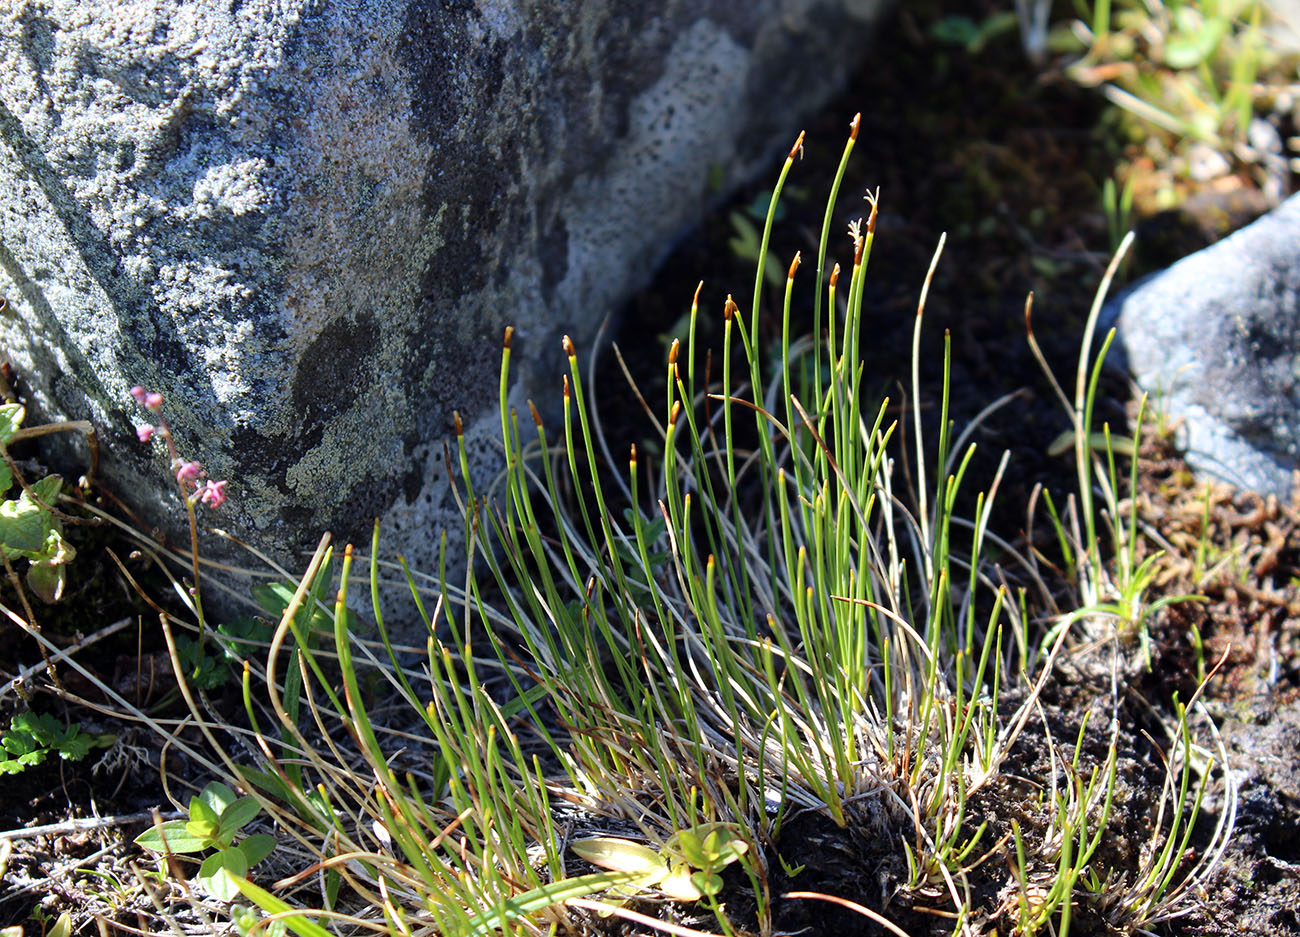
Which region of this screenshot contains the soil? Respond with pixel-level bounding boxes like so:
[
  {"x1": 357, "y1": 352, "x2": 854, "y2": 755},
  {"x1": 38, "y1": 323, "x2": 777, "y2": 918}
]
[{"x1": 3, "y1": 1, "x2": 1300, "y2": 935}]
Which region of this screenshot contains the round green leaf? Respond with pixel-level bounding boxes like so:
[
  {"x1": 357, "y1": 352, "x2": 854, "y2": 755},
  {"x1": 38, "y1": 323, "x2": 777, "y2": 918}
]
[
  {"x1": 218, "y1": 796, "x2": 264, "y2": 840},
  {"x1": 237, "y1": 833, "x2": 277, "y2": 867},
  {"x1": 135, "y1": 819, "x2": 209, "y2": 853},
  {"x1": 196, "y1": 850, "x2": 243, "y2": 902}
]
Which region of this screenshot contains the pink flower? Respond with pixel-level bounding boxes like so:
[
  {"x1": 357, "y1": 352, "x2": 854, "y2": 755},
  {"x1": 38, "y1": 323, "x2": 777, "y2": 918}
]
[
  {"x1": 145, "y1": 392, "x2": 164, "y2": 412},
  {"x1": 174, "y1": 460, "x2": 204, "y2": 486},
  {"x1": 199, "y1": 479, "x2": 228, "y2": 509},
  {"x1": 136, "y1": 424, "x2": 155, "y2": 443},
  {"x1": 129, "y1": 386, "x2": 147, "y2": 405}
]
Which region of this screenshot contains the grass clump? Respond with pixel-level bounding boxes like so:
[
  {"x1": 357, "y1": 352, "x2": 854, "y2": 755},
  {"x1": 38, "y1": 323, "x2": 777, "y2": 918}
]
[{"x1": 107, "y1": 118, "x2": 1237, "y2": 937}]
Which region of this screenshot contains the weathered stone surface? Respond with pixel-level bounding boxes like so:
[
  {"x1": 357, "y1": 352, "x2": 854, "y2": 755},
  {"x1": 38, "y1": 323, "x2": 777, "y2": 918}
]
[
  {"x1": 1106, "y1": 193, "x2": 1300, "y2": 497},
  {"x1": 0, "y1": 0, "x2": 887, "y2": 587}
]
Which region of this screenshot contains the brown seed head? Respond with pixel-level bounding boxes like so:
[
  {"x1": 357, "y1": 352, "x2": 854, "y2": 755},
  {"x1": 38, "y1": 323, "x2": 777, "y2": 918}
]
[
  {"x1": 668, "y1": 337, "x2": 680, "y2": 365},
  {"x1": 629, "y1": 443, "x2": 637, "y2": 467},
  {"x1": 692, "y1": 280, "x2": 703, "y2": 308},
  {"x1": 528, "y1": 401, "x2": 543, "y2": 427},
  {"x1": 562, "y1": 334, "x2": 576, "y2": 358},
  {"x1": 724, "y1": 295, "x2": 737, "y2": 321},
  {"x1": 829, "y1": 263, "x2": 840, "y2": 289},
  {"x1": 788, "y1": 130, "x2": 805, "y2": 161},
  {"x1": 453, "y1": 411, "x2": 463, "y2": 436},
  {"x1": 788, "y1": 251, "x2": 801, "y2": 280},
  {"x1": 669, "y1": 400, "x2": 682, "y2": 427},
  {"x1": 850, "y1": 113, "x2": 861, "y2": 141},
  {"x1": 503, "y1": 325, "x2": 514, "y2": 349}
]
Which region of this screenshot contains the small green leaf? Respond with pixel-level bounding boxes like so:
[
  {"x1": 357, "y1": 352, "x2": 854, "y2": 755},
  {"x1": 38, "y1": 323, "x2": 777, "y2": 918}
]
[
  {"x1": 26, "y1": 561, "x2": 66, "y2": 604},
  {"x1": 221, "y1": 845, "x2": 250, "y2": 879},
  {"x1": 196, "y1": 849, "x2": 244, "y2": 901},
  {"x1": 34, "y1": 525, "x2": 74, "y2": 566},
  {"x1": 1046, "y1": 429, "x2": 1135, "y2": 458},
  {"x1": 325, "y1": 867, "x2": 340, "y2": 910},
  {"x1": 185, "y1": 818, "x2": 219, "y2": 843},
  {"x1": 135, "y1": 819, "x2": 210, "y2": 853},
  {"x1": 173, "y1": 636, "x2": 231, "y2": 690},
  {"x1": 691, "y1": 869, "x2": 724, "y2": 897},
  {"x1": 28, "y1": 474, "x2": 62, "y2": 505},
  {"x1": 53, "y1": 730, "x2": 91, "y2": 761},
  {"x1": 200, "y1": 781, "x2": 240, "y2": 816},
  {"x1": 674, "y1": 828, "x2": 707, "y2": 865},
  {"x1": 250, "y1": 582, "x2": 297, "y2": 617},
  {"x1": 742, "y1": 190, "x2": 784, "y2": 223},
  {"x1": 190, "y1": 792, "x2": 220, "y2": 829},
  {"x1": 571, "y1": 837, "x2": 667, "y2": 880},
  {"x1": 237, "y1": 833, "x2": 277, "y2": 867},
  {"x1": 46, "y1": 912, "x2": 72, "y2": 937},
  {"x1": 930, "y1": 15, "x2": 980, "y2": 46},
  {"x1": 1163, "y1": 17, "x2": 1230, "y2": 69},
  {"x1": 2, "y1": 725, "x2": 40, "y2": 756},
  {"x1": 218, "y1": 796, "x2": 263, "y2": 840},
  {"x1": 239, "y1": 767, "x2": 292, "y2": 800},
  {"x1": 215, "y1": 617, "x2": 274, "y2": 661},
  {"x1": 659, "y1": 862, "x2": 703, "y2": 901},
  {"x1": 232, "y1": 906, "x2": 289, "y2": 937},
  {"x1": 0, "y1": 494, "x2": 53, "y2": 556},
  {"x1": 0, "y1": 404, "x2": 24, "y2": 444}
]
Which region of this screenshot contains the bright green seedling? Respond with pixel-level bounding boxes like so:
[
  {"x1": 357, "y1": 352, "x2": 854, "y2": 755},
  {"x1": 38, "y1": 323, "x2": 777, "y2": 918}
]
[
  {"x1": 1, "y1": 910, "x2": 71, "y2": 937},
  {"x1": 135, "y1": 781, "x2": 276, "y2": 901},
  {"x1": 0, "y1": 711, "x2": 111, "y2": 775},
  {"x1": 728, "y1": 210, "x2": 786, "y2": 291},
  {"x1": 171, "y1": 617, "x2": 278, "y2": 691},
  {"x1": 572, "y1": 823, "x2": 749, "y2": 905},
  {"x1": 669, "y1": 824, "x2": 751, "y2": 899},
  {"x1": 0, "y1": 404, "x2": 77, "y2": 603}
]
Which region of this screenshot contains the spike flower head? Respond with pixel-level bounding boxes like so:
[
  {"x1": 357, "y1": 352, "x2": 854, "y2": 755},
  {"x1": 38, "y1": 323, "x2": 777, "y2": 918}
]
[{"x1": 128, "y1": 387, "x2": 229, "y2": 510}]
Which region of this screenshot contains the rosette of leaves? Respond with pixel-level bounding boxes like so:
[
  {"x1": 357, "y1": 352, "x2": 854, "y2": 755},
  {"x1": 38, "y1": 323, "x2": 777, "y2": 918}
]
[
  {"x1": 571, "y1": 823, "x2": 750, "y2": 905},
  {"x1": 0, "y1": 403, "x2": 74, "y2": 602},
  {"x1": 135, "y1": 781, "x2": 276, "y2": 901},
  {"x1": 0, "y1": 711, "x2": 109, "y2": 774}
]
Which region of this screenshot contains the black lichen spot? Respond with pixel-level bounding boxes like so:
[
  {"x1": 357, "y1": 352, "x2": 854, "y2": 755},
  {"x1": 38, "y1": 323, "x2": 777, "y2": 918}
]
[
  {"x1": 539, "y1": 212, "x2": 568, "y2": 303},
  {"x1": 396, "y1": 3, "x2": 518, "y2": 432},
  {"x1": 291, "y1": 311, "x2": 376, "y2": 429},
  {"x1": 328, "y1": 471, "x2": 404, "y2": 545}
]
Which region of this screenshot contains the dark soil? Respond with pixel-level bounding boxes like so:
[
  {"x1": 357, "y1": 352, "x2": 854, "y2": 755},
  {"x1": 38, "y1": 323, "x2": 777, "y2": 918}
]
[{"x1": 3, "y1": 1, "x2": 1299, "y2": 935}]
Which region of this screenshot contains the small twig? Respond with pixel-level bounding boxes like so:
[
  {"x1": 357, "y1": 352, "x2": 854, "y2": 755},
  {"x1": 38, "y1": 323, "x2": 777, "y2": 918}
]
[
  {"x1": 0, "y1": 809, "x2": 183, "y2": 841},
  {"x1": 8, "y1": 419, "x2": 99, "y2": 485},
  {"x1": 1, "y1": 553, "x2": 59, "y2": 688},
  {"x1": 0, "y1": 615, "x2": 133, "y2": 703}
]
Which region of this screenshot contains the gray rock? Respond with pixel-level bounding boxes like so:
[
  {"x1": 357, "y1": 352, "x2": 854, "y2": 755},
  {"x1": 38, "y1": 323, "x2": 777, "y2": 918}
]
[
  {"x1": 1106, "y1": 193, "x2": 1300, "y2": 497},
  {"x1": 0, "y1": 1, "x2": 887, "y2": 596}
]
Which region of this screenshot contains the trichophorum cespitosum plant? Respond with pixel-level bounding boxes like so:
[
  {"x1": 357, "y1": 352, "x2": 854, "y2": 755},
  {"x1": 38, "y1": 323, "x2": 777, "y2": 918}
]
[{"x1": 114, "y1": 115, "x2": 1233, "y2": 937}]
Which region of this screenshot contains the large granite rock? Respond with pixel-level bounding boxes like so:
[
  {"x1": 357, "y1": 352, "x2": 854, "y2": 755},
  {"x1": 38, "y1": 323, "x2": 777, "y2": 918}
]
[
  {"x1": 1106, "y1": 193, "x2": 1300, "y2": 497},
  {"x1": 0, "y1": 1, "x2": 887, "y2": 585}
]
